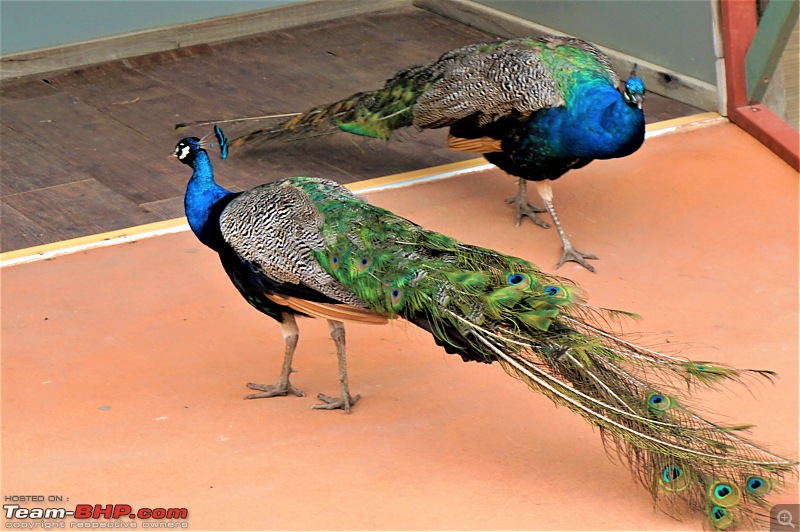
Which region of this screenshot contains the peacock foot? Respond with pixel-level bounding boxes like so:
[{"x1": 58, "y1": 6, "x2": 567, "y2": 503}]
[
  {"x1": 244, "y1": 381, "x2": 305, "y2": 400},
  {"x1": 504, "y1": 183, "x2": 548, "y2": 228},
  {"x1": 313, "y1": 392, "x2": 361, "y2": 413},
  {"x1": 555, "y1": 243, "x2": 598, "y2": 272},
  {"x1": 508, "y1": 199, "x2": 549, "y2": 228}
]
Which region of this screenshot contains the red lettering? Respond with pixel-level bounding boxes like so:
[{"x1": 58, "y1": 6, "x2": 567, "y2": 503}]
[
  {"x1": 94, "y1": 504, "x2": 114, "y2": 518},
  {"x1": 74, "y1": 504, "x2": 93, "y2": 519},
  {"x1": 113, "y1": 505, "x2": 132, "y2": 519}
]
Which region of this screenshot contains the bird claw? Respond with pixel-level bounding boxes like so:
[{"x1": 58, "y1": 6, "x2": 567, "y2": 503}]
[
  {"x1": 313, "y1": 392, "x2": 361, "y2": 413},
  {"x1": 555, "y1": 244, "x2": 598, "y2": 272},
  {"x1": 505, "y1": 196, "x2": 549, "y2": 228},
  {"x1": 244, "y1": 381, "x2": 305, "y2": 400}
]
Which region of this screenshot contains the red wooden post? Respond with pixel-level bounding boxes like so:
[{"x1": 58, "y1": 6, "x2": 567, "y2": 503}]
[{"x1": 720, "y1": 0, "x2": 799, "y2": 170}]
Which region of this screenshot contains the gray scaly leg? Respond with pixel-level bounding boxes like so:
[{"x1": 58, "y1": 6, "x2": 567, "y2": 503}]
[
  {"x1": 245, "y1": 312, "x2": 306, "y2": 399},
  {"x1": 314, "y1": 320, "x2": 360, "y2": 413},
  {"x1": 505, "y1": 178, "x2": 549, "y2": 228},
  {"x1": 536, "y1": 180, "x2": 598, "y2": 272}
]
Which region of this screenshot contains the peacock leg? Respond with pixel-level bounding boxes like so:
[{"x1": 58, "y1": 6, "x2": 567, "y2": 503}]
[
  {"x1": 536, "y1": 180, "x2": 598, "y2": 272},
  {"x1": 313, "y1": 320, "x2": 360, "y2": 413},
  {"x1": 245, "y1": 312, "x2": 306, "y2": 399},
  {"x1": 505, "y1": 178, "x2": 549, "y2": 228}
]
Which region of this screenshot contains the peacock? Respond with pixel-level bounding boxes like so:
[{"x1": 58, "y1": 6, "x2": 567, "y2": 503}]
[
  {"x1": 173, "y1": 130, "x2": 794, "y2": 530},
  {"x1": 177, "y1": 36, "x2": 647, "y2": 272}
]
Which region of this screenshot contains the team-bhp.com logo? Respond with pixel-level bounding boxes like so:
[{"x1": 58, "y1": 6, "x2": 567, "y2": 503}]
[{"x1": 3, "y1": 500, "x2": 188, "y2": 529}]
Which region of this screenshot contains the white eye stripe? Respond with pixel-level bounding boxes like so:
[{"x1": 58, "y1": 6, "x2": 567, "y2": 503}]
[{"x1": 178, "y1": 145, "x2": 191, "y2": 159}]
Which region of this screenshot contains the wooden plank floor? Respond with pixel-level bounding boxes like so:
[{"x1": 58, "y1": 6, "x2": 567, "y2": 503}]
[{"x1": 0, "y1": 6, "x2": 701, "y2": 253}]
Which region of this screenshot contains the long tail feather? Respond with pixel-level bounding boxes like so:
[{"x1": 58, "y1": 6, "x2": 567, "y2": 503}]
[
  {"x1": 174, "y1": 112, "x2": 301, "y2": 131},
  {"x1": 224, "y1": 63, "x2": 439, "y2": 151},
  {"x1": 177, "y1": 142, "x2": 796, "y2": 532},
  {"x1": 281, "y1": 175, "x2": 797, "y2": 530}
]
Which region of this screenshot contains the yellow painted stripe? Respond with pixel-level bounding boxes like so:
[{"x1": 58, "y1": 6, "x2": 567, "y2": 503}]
[
  {"x1": 645, "y1": 111, "x2": 723, "y2": 133},
  {"x1": 0, "y1": 218, "x2": 189, "y2": 264},
  {"x1": 1, "y1": 112, "x2": 724, "y2": 266},
  {"x1": 346, "y1": 158, "x2": 490, "y2": 192}
]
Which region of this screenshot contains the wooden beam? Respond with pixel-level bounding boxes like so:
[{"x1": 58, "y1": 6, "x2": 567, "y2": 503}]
[
  {"x1": 729, "y1": 104, "x2": 799, "y2": 170},
  {"x1": 720, "y1": 0, "x2": 758, "y2": 109},
  {"x1": 746, "y1": 0, "x2": 800, "y2": 102},
  {"x1": 721, "y1": 0, "x2": 799, "y2": 171}
]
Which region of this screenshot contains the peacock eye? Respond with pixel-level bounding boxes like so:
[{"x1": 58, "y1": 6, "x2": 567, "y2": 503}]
[
  {"x1": 387, "y1": 286, "x2": 405, "y2": 310},
  {"x1": 647, "y1": 393, "x2": 672, "y2": 411},
  {"x1": 354, "y1": 256, "x2": 373, "y2": 273},
  {"x1": 508, "y1": 273, "x2": 524, "y2": 285},
  {"x1": 545, "y1": 286, "x2": 560, "y2": 297},
  {"x1": 745, "y1": 476, "x2": 770, "y2": 496},
  {"x1": 662, "y1": 465, "x2": 682, "y2": 482}
]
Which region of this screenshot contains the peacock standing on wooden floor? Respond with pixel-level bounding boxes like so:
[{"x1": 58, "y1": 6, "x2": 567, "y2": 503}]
[
  {"x1": 177, "y1": 36, "x2": 647, "y2": 272},
  {"x1": 172, "y1": 129, "x2": 794, "y2": 530}
]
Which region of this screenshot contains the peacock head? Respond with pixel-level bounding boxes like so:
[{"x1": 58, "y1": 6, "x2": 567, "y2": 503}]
[
  {"x1": 623, "y1": 65, "x2": 646, "y2": 109},
  {"x1": 173, "y1": 127, "x2": 229, "y2": 164},
  {"x1": 173, "y1": 137, "x2": 203, "y2": 165}
]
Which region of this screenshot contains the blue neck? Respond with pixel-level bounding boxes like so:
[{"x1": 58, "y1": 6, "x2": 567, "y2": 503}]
[
  {"x1": 183, "y1": 150, "x2": 233, "y2": 248},
  {"x1": 532, "y1": 82, "x2": 645, "y2": 160}
]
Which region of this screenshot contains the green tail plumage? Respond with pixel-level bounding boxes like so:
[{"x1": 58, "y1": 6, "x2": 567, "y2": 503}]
[
  {"x1": 228, "y1": 63, "x2": 437, "y2": 149},
  {"x1": 175, "y1": 128, "x2": 796, "y2": 530},
  {"x1": 183, "y1": 36, "x2": 627, "y2": 153},
  {"x1": 283, "y1": 176, "x2": 796, "y2": 530}
]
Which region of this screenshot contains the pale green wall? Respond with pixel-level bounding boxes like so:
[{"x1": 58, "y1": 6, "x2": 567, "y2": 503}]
[
  {"x1": 0, "y1": 0, "x2": 304, "y2": 55},
  {"x1": 474, "y1": 0, "x2": 717, "y2": 84},
  {"x1": 1, "y1": 0, "x2": 719, "y2": 86}
]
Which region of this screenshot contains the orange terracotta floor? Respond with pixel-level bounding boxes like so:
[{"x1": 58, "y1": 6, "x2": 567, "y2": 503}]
[{"x1": 2, "y1": 121, "x2": 798, "y2": 530}]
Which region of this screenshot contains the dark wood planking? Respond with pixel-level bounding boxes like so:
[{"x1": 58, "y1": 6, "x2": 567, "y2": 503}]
[
  {"x1": 0, "y1": 6, "x2": 702, "y2": 253},
  {"x1": 140, "y1": 197, "x2": 186, "y2": 221},
  {"x1": 643, "y1": 92, "x2": 703, "y2": 123},
  {"x1": 122, "y1": 45, "x2": 216, "y2": 70},
  {"x1": 41, "y1": 61, "x2": 175, "y2": 108},
  {"x1": 208, "y1": 9, "x2": 495, "y2": 110},
  {"x1": 0, "y1": 124, "x2": 89, "y2": 195},
  {"x1": 2, "y1": 179, "x2": 155, "y2": 243},
  {"x1": 221, "y1": 126, "x2": 475, "y2": 184},
  {"x1": 0, "y1": 77, "x2": 59, "y2": 104},
  {"x1": 1, "y1": 92, "x2": 186, "y2": 205},
  {"x1": 0, "y1": 203, "x2": 49, "y2": 251},
  {"x1": 91, "y1": 92, "x2": 245, "y2": 165},
  {"x1": 165, "y1": 8, "x2": 498, "y2": 186}
]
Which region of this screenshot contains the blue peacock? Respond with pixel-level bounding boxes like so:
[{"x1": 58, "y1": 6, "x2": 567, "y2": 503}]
[
  {"x1": 177, "y1": 36, "x2": 647, "y2": 272},
  {"x1": 173, "y1": 129, "x2": 794, "y2": 530}
]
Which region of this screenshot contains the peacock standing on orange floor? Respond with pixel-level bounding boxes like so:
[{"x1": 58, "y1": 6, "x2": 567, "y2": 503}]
[
  {"x1": 177, "y1": 36, "x2": 647, "y2": 272},
  {"x1": 172, "y1": 128, "x2": 795, "y2": 531}
]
